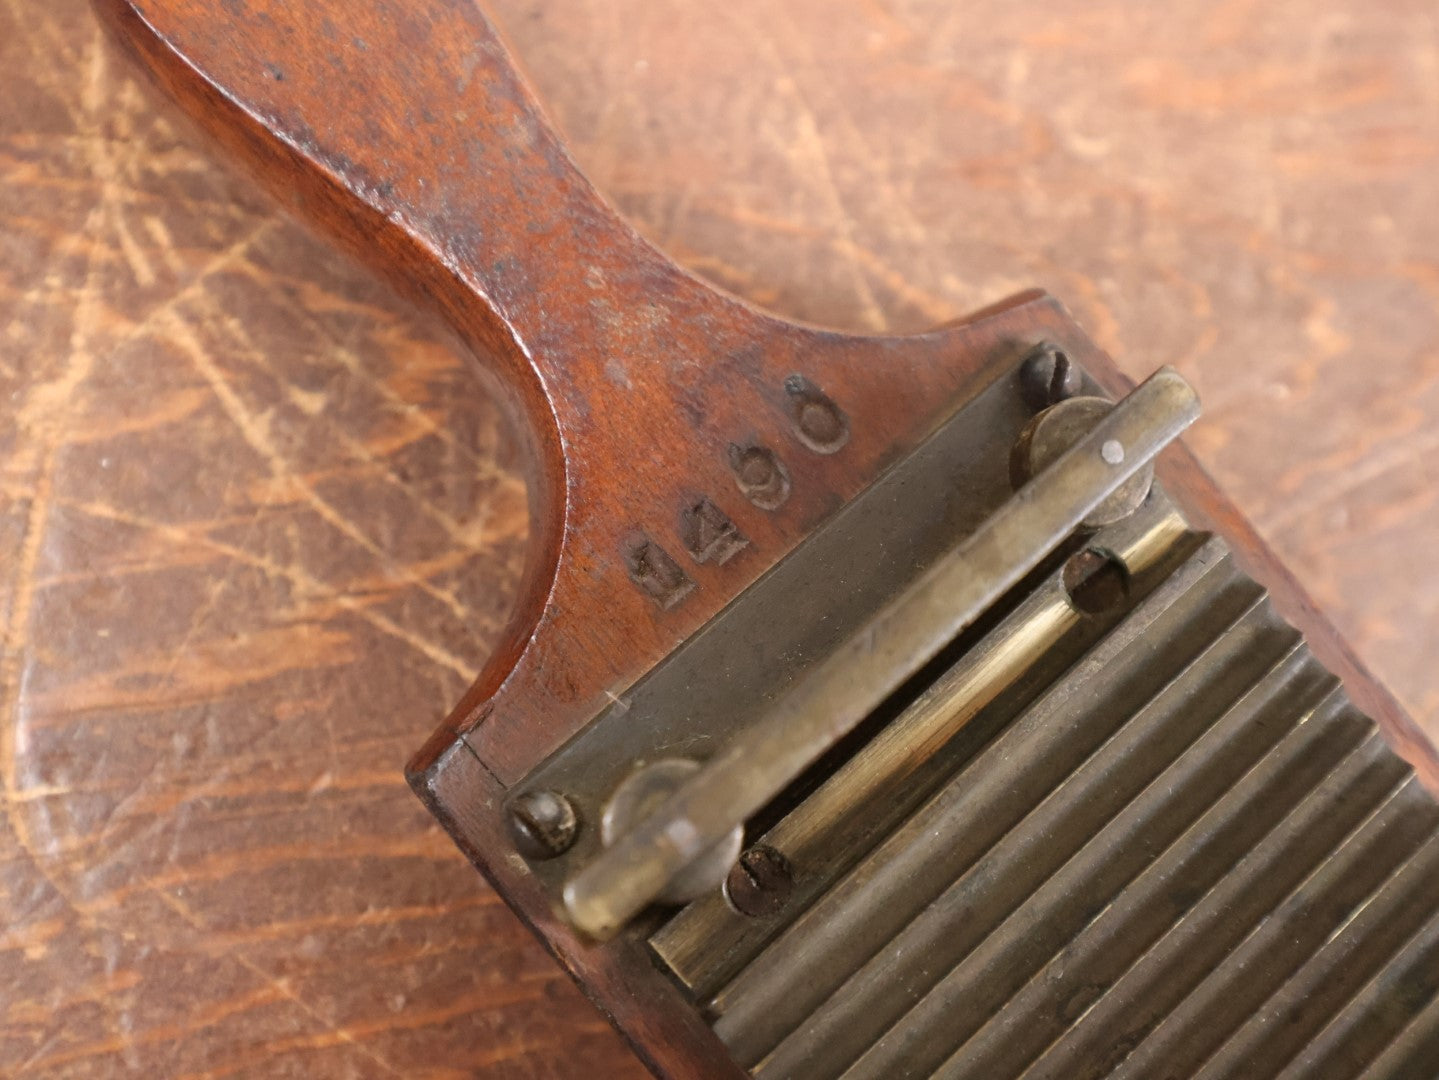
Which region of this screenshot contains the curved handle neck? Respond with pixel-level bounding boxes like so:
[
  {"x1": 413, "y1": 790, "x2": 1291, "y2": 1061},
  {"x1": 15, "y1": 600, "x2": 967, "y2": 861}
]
[
  {"x1": 99, "y1": 0, "x2": 1067, "y2": 789},
  {"x1": 105, "y1": 0, "x2": 716, "y2": 404}
]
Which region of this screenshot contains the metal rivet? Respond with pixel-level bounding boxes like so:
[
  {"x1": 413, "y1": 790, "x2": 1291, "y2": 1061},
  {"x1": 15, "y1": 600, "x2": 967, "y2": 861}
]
[
  {"x1": 1010, "y1": 396, "x2": 1153, "y2": 528},
  {"x1": 507, "y1": 790, "x2": 579, "y2": 860},
  {"x1": 1019, "y1": 342, "x2": 1084, "y2": 411}
]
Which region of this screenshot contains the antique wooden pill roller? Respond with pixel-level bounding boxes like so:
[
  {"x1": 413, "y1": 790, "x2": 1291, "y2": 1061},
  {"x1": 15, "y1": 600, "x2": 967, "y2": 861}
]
[{"x1": 97, "y1": 1, "x2": 1439, "y2": 1077}]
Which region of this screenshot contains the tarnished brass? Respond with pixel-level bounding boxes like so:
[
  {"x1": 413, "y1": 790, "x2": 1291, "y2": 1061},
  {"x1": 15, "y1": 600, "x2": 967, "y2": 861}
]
[
  {"x1": 506, "y1": 358, "x2": 1045, "y2": 916},
  {"x1": 497, "y1": 351, "x2": 1439, "y2": 1080},
  {"x1": 561, "y1": 369, "x2": 1200, "y2": 940},
  {"x1": 600, "y1": 759, "x2": 744, "y2": 905},
  {"x1": 651, "y1": 497, "x2": 1192, "y2": 991},
  {"x1": 1012, "y1": 395, "x2": 1156, "y2": 527}
]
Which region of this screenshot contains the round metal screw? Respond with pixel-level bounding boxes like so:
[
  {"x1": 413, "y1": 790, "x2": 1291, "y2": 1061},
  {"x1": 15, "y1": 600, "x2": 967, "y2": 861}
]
[
  {"x1": 507, "y1": 789, "x2": 579, "y2": 860},
  {"x1": 1010, "y1": 396, "x2": 1154, "y2": 528},
  {"x1": 1019, "y1": 342, "x2": 1084, "y2": 411},
  {"x1": 724, "y1": 845, "x2": 795, "y2": 918}
]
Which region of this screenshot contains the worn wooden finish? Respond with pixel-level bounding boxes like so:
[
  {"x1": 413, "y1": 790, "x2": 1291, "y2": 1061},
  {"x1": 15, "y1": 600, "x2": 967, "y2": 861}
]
[
  {"x1": 93, "y1": 0, "x2": 1080, "y2": 797},
  {"x1": 4, "y1": 0, "x2": 1438, "y2": 1076}
]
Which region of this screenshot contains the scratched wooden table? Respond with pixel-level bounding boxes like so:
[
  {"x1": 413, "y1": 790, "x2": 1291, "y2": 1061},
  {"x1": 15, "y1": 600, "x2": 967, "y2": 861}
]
[{"x1": 2, "y1": 1, "x2": 1436, "y2": 1077}]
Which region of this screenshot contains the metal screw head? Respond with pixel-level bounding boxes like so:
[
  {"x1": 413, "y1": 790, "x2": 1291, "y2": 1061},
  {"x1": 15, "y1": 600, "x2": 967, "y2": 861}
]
[
  {"x1": 1019, "y1": 342, "x2": 1084, "y2": 411},
  {"x1": 1063, "y1": 548, "x2": 1131, "y2": 615},
  {"x1": 724, "y1": 845, "x2": 795, "y2": 918},
  {"x1": 507, "y1": 789, "x2": 579, "y2": 860}
]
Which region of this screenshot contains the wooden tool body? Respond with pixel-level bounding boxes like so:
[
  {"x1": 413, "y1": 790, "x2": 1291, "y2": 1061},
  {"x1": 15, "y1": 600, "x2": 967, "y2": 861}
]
[{"x1": 94, "y1": 2, "x2": 1439, "y2": 1077}]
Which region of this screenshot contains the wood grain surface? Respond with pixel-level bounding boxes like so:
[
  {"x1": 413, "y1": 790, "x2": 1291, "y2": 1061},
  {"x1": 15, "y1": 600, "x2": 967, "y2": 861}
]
[{"x1": 3, "y1": 1, "x2": 1436, "y2": 1077}]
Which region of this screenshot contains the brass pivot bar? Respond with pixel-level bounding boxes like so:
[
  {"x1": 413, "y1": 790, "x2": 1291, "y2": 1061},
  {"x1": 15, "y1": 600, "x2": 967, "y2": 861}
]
[{"x1": 562, "y1": 368, "x2": 1202, "y2": 940}]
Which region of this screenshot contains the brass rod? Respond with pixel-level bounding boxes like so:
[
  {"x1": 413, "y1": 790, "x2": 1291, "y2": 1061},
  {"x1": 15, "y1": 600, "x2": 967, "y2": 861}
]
[
  {"x1": 650, "y1": 500, "x2": 1190, "y2": 992},
  {"x1": 562, "y1": 368, "x2": 1201, "y2": 940}
]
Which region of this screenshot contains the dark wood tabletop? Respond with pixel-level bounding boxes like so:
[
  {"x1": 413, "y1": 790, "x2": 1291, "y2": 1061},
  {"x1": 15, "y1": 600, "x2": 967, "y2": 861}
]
[{"x1": 3, "y1": 0, "x2": 1436, "y2": 1076}]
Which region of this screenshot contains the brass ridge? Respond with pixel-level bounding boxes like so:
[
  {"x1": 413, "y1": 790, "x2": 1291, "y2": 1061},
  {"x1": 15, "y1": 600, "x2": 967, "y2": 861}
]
[
  {"x1": 561, "y1": 368, "x2": 1201, "y2": 941},
  {"x1": 652, "y1": 497, "x2": 1190, "y2": 989}
]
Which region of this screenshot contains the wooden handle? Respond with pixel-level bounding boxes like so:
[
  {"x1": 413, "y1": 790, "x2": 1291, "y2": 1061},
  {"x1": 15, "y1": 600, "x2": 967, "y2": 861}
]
[
  {"x1": 93, "y1": 0, "x2": 1083, "y2": 785},
  {"x1": 100, "y1": 0, "x2": 677, "y2": 358},
  {"x1": 96, "y1": 0, "x2": 689, "y2": 526},
  {"x1": 93, "y1": 8, "x2": 1439, "y2": 1074}
]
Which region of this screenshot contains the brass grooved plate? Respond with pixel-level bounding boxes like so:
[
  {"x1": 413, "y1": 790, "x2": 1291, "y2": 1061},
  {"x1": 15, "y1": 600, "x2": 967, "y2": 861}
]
[
  {"x1": 495, "y1": 352, "x2": 1439, "y2": 1079},
  {"x1": 670, "y1": 537, "x2": 1439, "y2": 1078}
]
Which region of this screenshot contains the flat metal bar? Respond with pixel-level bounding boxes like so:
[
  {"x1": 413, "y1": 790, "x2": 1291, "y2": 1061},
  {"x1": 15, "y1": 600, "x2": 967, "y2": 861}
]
[{"x1": 562, "y1": 368, "x2": 1201, "y2": 940}]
